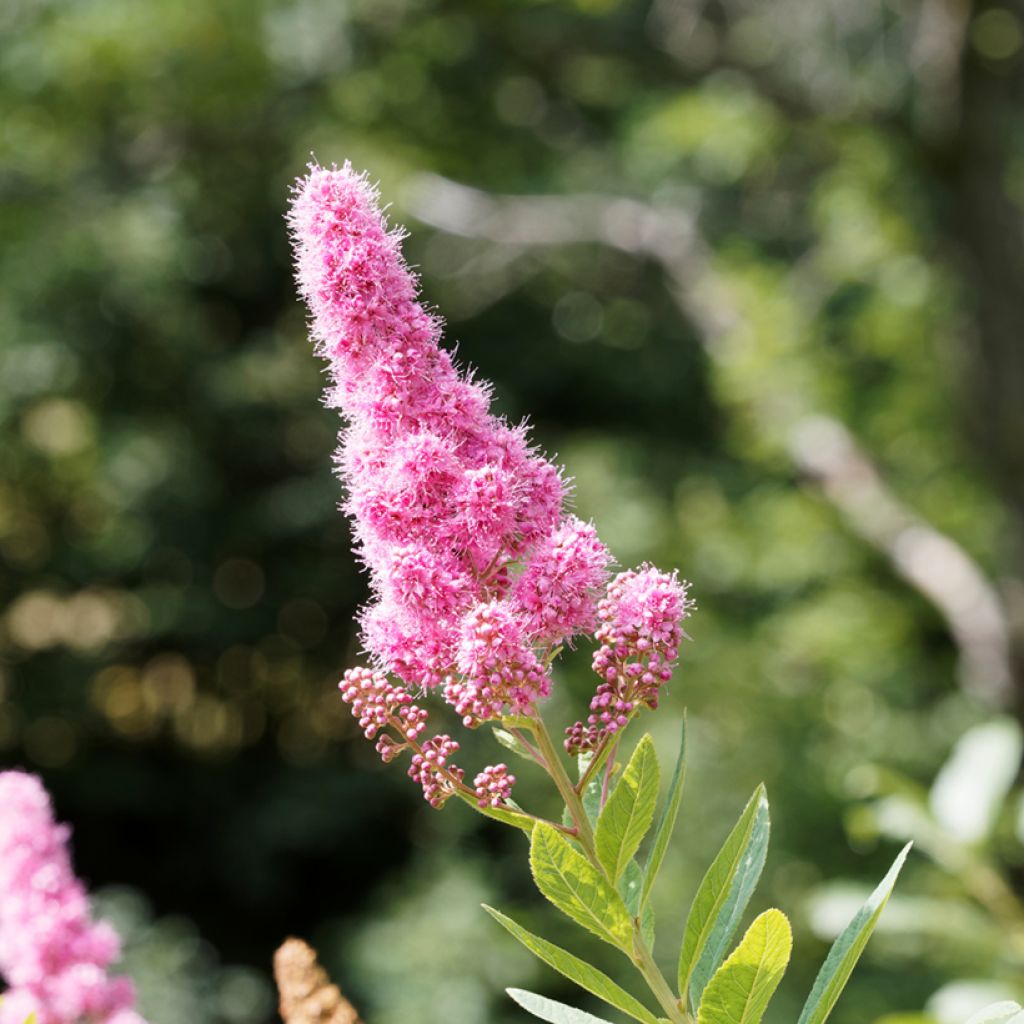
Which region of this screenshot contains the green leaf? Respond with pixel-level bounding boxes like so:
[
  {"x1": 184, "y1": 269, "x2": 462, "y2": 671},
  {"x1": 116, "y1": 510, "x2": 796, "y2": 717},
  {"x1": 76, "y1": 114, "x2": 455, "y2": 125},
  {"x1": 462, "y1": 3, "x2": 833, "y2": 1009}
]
[
  {"x1": 457, "y1": 790, "x2": 534, "y2": 833},
  {"x1": 507, "y1": 988, "x2": 616, "y2": 1024},
  {"x1": 596, "y1": 735, "x2": 660, "y2": 883},
  {"x1": 483, "y1": 906, "x2": 661, "y2": 1024},
  {"x1": 620, "y1": 858, "x2": 656, "y2": 950},
  {"x1": 696, "y1": 909, "x2": 792, "y2": 1024},
  {"x1": 494, "y1": 727, "x2": 539, "y2": 765},
  {"x1": 641, "y1": 715, "x2": 687, "y2": 908},
  {"x1": 678, "y1": 784, "x2": 770, "y2": 1010},
  {"x1": 796, "y1": 843, "x2": 912, "y2": 1024},
  {"x1": 530, "y1": 823, "x2": 634, "y2": 950},
  {"x1": 580, "y1": 752, "x2": 604, "y2": 826}
]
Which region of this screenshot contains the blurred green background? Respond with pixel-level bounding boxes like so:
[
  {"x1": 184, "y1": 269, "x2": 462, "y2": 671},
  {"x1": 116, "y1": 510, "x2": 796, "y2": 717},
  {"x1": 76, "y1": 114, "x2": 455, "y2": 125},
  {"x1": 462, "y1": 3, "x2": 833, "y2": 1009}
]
[{"x1": 3, "y1": 0, "x2": 1024, "y2": 1022}]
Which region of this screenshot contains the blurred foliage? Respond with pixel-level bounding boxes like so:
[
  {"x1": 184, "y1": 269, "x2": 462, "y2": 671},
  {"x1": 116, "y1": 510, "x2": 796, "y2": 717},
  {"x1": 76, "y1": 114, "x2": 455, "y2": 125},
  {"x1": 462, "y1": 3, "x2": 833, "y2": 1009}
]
[{"x1": 2, "y1": 0, "x2": 1024, "y2": 1022}]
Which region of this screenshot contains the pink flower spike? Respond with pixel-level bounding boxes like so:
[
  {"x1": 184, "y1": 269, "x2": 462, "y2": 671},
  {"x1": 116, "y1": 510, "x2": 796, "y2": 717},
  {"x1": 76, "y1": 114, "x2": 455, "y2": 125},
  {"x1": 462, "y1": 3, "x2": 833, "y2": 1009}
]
[
  {"x1": 290, "y1": 165, "x2": 697, "y2": 812},
  {"x1": 0, "y1": 771, "x2": 145, "y2": 1024},
  {"x1": 289, "y1": 163, "x2": 569, "y2": 691}
]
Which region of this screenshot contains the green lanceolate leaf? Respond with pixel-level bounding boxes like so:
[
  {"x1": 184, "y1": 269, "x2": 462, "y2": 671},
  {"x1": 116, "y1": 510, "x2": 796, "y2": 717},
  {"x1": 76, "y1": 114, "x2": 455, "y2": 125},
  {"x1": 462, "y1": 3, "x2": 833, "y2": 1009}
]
[
  {"x1": 678, "y1": 784, "x2": 770, "y2": 1011},
  {"x1": 596, "y1": 734, "x2": 660, "y2": 883},
  {"x1": 580, "y1": 752, "x2": 604, "y2": 826},
  {"x1": 620, "y1": 858, "x2": 656, "y2": 949},
  {"x1": 696, "y1": 909, "x2": 792, "y2": 1024},
  {"x1": 493, "y1": 727, "x2": 539, "y2": 765},
  {"x1": 641, "y1": 715, "x2": 687, "y2": 908},
  {"x1": 508, "y1": 989, "x2": 617, "y2": 1024},
  {"x1": 530, "y1": 823, "x2": 634, "y2": 950},
  {"x1": 796, "y1": 843, "x2": 912, "y2": 1024},
  {"x1": 483, "y1": 906, "x2": 661, "y2": 1024},
  {"x1": 458, "y1": 790, "x2": 534, "y2": 833}
]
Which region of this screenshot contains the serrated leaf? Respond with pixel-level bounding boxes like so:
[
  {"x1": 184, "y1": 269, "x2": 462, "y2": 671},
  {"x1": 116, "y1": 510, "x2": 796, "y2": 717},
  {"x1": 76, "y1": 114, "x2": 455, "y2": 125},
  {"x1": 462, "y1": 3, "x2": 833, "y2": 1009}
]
[
  {"x1": 596, "y1": 735, "x2": 660, "y2": 883},
  {"x1": 964, "y1": 1003, "x2": 1024, "y2": 1024},
  {"x1": 641, "y1": 716, "x2": 687, "y2": 908},
  {"x1": 797, "y1": 843, "x2": 912, "y2": 1024},
  {"x1": 494, "y1": 727, "x2": 539, "y2": 765},
  {"x1": 530, "y1": 823, "x2": 633, "y2": 950},
  {"x1": 678, "y1": 785, "x2": 770, "y2": 1010},
  {"x1": 696, "y1": 909, "x2": 792, "y2": 1024},
  {"x1": 483, "y1": 906, "x2": 660, "y2": 1024},
  {"x1": 507, "y1": 988, "x2": 616, "y2": 1024}
]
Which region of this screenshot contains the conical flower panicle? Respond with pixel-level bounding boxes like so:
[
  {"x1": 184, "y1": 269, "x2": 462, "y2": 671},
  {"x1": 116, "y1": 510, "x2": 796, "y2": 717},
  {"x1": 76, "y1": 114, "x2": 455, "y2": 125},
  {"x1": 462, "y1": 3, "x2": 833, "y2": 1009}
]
[{"x1": 288, "y1": 163, "x2": 692, "y2": 807}]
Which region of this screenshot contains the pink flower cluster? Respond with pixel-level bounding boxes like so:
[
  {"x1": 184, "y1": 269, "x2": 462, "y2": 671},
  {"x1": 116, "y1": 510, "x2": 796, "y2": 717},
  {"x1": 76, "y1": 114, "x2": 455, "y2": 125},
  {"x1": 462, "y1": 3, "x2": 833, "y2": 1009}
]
[
  {"x1": 473, "y1": 764, "x2": 516, "y2": 809},
  {"x1": 0, "y1": 771, "x2": 144, "y2": 1024},
  {"x1": 408, "y1": 736, "x2": 464, "y2": 809},
  {"x1": 289, "y1": 164, "x2": 693, "y2": 807},
  {"x1": 566, "y1": 567, "x2": 694, "y2": 754},
  {"x1": 446, "y1": 602, "x2": 551, "y2": 727},
  {"x1": 339, "y1": 666, "x2": 464, "y2": 805}
]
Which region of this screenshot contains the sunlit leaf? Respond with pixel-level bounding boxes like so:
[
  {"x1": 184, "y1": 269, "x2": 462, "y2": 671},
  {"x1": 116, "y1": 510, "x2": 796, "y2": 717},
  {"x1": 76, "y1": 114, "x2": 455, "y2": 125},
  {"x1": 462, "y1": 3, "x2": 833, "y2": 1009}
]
[
  {"x1": 696, "y1": 909, "x2": 792, "y2": 1024},
  {"x1": 930, "y1": 719, "x2": 1022, "y2": 844},
  {"x1": 596, "y1": 734, "x2": 660, "y2": 883},
  {"x1": 530, "y1": 823, "x2": 633, "y2": 950},
  {"x1": 797, "y1": 843, "x2": 912, "y2": 1024},
  {"x1": 507, "y1": 988, "x2": 616, "y2": 1024},
  {"x1": 483, "y1": 906, "x2": 660, "y2": 1024},
  {"x1": 678, "y1": 784, "x2": 770, "y2": 1010}
]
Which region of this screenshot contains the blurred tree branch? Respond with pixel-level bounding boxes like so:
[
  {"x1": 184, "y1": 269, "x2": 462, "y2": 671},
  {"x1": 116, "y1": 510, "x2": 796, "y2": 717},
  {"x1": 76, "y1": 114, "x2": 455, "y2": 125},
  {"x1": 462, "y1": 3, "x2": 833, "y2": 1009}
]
[{"x1": 404, "y1": 172, "x2": 1016, "y2": 710}]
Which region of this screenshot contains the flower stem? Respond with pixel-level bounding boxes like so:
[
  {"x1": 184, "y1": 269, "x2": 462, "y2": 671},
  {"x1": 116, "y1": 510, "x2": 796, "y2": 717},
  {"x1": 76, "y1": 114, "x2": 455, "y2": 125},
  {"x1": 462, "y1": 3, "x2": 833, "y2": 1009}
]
[
  {"x1": 527, "y1": 713, "x2": 598, "y2": 858},
  {"x1": 526, "y1": 714, "x2": 686, "y2": 1022},
  {"x1": 633, "y1": 926, "x2": 688, "y2": 1024}
]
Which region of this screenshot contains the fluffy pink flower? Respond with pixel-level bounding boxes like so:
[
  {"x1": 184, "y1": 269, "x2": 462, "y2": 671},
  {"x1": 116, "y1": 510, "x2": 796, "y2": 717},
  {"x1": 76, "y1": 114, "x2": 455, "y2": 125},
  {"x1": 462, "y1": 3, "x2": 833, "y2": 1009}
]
[
  {"x1": 289, "y1": 164, "x2": 565, "y2": 697},
  {"x1": 289, "y1": 164, "x2": 695, "y2": 806},
  {"x1": 567, "y1": 567, "x2": 694, "y2": 754},
  {"x1": 0, "y1": 771, "x2": 145, "y2": 1024},
  {"x1": 447, "y1": 602, "x2": 551, "y2": 727},
  {"x1": 513, "y1": 517, "x2": 613, "y2": 645}
]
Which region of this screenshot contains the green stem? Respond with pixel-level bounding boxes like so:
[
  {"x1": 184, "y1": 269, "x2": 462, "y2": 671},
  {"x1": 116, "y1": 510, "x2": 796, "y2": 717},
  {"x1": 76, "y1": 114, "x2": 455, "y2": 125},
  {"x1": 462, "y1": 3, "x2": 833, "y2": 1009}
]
[
  {"x1": 528, "y1": 716, "x2": 686, "y2": 1022},
  {"x1": 634, "y1": 927, "x2": 689, "y2": 1024},
  {"x1": 528, "y1": 712, "x2": 598, "y2": 858}
]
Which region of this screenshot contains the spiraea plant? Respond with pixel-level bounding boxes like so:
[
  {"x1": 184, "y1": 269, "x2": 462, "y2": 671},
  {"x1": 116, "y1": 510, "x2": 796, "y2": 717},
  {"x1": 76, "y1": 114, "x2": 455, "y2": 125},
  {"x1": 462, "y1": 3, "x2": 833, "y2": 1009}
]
[
  {"x1": 287, "y1": 164, "x2": 911, "y2": 1024},
  {"x1": 0, "y1": 772, "x2": 145, "y2": 1024}
]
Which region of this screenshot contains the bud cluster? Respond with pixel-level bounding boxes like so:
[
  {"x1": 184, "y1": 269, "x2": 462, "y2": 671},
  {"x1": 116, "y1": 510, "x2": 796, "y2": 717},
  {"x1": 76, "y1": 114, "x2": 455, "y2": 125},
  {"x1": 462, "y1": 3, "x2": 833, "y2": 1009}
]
[
  {"x1": 566, "y1": 567, "x2": 694, "y2": 755},
  {"x1": 409, "y1": 736, "x2": 464, "y2": 809},
  {"x1": 473, "y1": 764, "x2": 516, "y2": 808}
]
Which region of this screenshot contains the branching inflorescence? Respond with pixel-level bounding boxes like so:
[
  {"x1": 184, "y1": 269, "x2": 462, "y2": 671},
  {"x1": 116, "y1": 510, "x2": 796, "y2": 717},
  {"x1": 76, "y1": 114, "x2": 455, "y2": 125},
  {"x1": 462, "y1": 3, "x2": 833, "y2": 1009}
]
[
  {"x1": 0, "y1": 772, "x2": 144, "y2": 1024},
  {"x1": 287, "y1": 163, "x2": 693, "y2": 814},
  {"x1": 287, "y1": 165, "x2": 909, "y2": 1024}
]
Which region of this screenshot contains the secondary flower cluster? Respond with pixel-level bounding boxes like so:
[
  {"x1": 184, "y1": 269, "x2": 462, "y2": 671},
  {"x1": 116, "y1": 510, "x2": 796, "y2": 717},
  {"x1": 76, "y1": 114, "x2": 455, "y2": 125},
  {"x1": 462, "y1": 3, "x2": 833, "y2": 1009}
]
[
  {"x1": 289, "y1": 163, "x2": 693, "y2": 808},
  {"x1": 566, "y1": 567, "x2": 693, "y2": 754},
  {"x1": 0, "y1": 771, "x2": 144, "y2": 1024}
]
